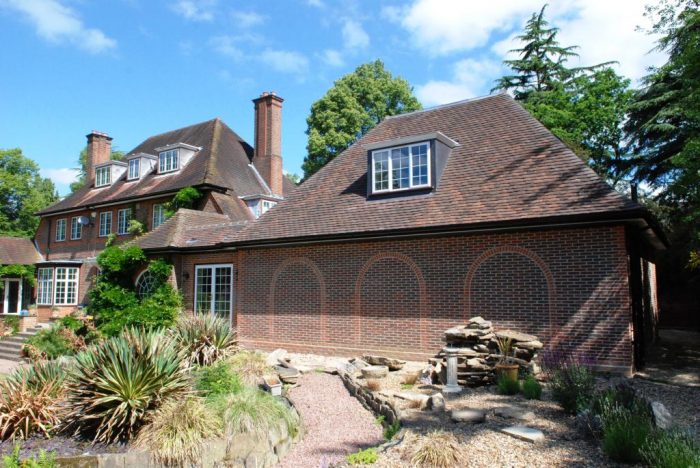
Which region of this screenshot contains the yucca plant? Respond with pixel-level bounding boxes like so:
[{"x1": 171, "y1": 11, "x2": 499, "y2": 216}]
[
  {"x1": 0, "y1": 361, "x2": 66, "y2": 440},
  {"x1": 172, "y1": 314, "x2": 238, "y2": 367},
  {"x1": 134, "y1": 396, "x2": 222, "y2": 466},
  {"x1": 63, "y1": 328, "x2": 190, "y2": 443}
]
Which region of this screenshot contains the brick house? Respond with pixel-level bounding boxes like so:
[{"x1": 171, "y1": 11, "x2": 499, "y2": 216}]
[{"x1": 21, "y1": 92, "x2": 665, "y2": 373}]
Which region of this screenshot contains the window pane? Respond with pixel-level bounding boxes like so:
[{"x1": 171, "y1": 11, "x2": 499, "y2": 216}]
[
  {"x1": 411, "y1": 144, "x2": 429, "y2": 186},
  {"x1": 213, "y1": 267, "x2": 232, "y2": 319},
  {"x1": 373, "y1": 151, "x2": 389, "y2": 191},
  {"x1": 195, "y1": 268, "x2": 213, "y2": 314},
  {"x1": 391, "y1": 147, "x2": 410, "y2": 189}
]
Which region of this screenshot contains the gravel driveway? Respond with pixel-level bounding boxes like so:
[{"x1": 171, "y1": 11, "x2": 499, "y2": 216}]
[{"x1": 279, "y1": 372, "x2": 384, "y2": 468}]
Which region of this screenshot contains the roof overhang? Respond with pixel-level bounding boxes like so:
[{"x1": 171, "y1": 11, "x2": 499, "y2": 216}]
[
  {"x1": 154, "y1": 142, "x2": 202, "y2": 152},
  {"x1": 363, "y1": 131, "x2": 460, "y2": 151}
]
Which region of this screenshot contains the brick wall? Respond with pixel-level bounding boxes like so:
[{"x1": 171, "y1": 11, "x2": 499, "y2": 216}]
[{"x1": 233, "y1": 225, "x2": 633, "y2": 372}]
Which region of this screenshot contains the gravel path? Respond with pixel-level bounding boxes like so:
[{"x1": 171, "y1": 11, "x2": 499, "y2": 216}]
[{"x1": 279, "y1": 373, "x2": 384, "y2": 468}]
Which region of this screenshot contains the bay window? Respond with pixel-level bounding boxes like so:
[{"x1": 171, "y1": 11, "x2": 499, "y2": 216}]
[
  {"x1": 54, "y1": 267, "x2": 78, "y2": 305},
  {"x1": 37, "y1": 268, "x2": 53, "y2": 305}
]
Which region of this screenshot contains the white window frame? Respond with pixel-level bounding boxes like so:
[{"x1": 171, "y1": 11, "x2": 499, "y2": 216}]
[
  {"x1": 99, "y1": 211, "x2": 112, "y2": 237},
  {"x1": 53, "y1": 267, "x2": 79, "y2": 305},
  {"x1": 159, "y1": 149, "x2": 179, "y2": 173},
  {"x1": 128, "y1": 159, "x2": 140, "y2": 180},
  {"x1": 152, "y1": 204, "x2": 165, "y2": 229},
  {"x1": 95, "y1": 166, "x2": 111, "y2": 187},
  {"x1": 117, "y1": 208, "x2": 132, "y2": 235},
  {"x1": 261, "y1": 200, "x2": 276, "y2": 215},
  {"x1": 37, "y1": 268, "x2": 53, "y2": 305},
  {"x1": 55, "y1": 218, "x2": 66, "y2": 242},
  {"x1": 70, "y1": 216, "x2": 82, "y2": 240},
  {"x1": 371, "y1": 141, "x2": 431, "y2": 194},
  {"x1": 194, "y1": 264, "x2": 234, "y2": 324}
]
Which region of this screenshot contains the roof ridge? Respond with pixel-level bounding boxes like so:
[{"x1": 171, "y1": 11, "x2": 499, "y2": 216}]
[
  {"x1": 202, "y1": 119, "x2": 221, "y2": 183},
  {"x1": 385, "y1": 92, "x2": 508, "y2": 121},
  {"x1": 126, "y1": 118, "x2": 219, "y2": 154}
]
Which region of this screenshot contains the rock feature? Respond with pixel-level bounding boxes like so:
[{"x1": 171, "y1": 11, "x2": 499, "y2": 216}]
[
  {"x1": 450, "y1": 409, "x2": 486, "y2": 423},
  {"x1": 395, "y1": 391, "x2": 430, "y2": 409},
  {"x1": 266, "y1": 348, "x2": 288, "y2": 367},
  {"x1": 651, "y1": 401, "x2": 672, "y2": 430},
  {"x1": 501, "y1": 425, "x2": 545, "y2": 443},
  {"x1": 428, "y1": 393, "x2": 445, "y2": 411},
  {"x1": 361, "y1": 365, "x2": 389, "y2": 379},
  {"x1": 274, "y1": 365, "x2": 301, "y2": 384},
  {"x1": 494, "y1": 406, "x2": 536, "y2": 422},
  {"x1": 430, "y1": 317, "x2": 542, "y2": 387},
  {"x1": 363, "y1": 355, "x2": 406, "y2": 371}
]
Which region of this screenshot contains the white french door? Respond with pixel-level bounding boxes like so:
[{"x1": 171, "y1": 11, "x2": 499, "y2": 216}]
[
  {"x1": 194, "y1": 264, "x2": 234, "y2": 324},
  {"x1": 2, "y1": 279, "x2": 22, "y2": 314}
]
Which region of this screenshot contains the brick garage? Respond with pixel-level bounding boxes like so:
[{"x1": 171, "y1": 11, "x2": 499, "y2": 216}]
[{"x1": 234, "y1": 225, "x2": 634, "y2": 372}]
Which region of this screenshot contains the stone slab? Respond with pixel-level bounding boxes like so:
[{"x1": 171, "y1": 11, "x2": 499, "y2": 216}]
[
  {"x1": 501, "y1": 425, "x2": 544, "y2": 443},
  {"x1": 363, "y1": 355, "x2": 406, "y2": 371},
  {"x1": 361, "y1": 365, "x2": 388, "y2": 379},
  {"x1": 494, "y1": 406, "x2": 536, "y2": 422},
  {"x1": 451, "y1": 409, "x2": 486, "y2": 423}
]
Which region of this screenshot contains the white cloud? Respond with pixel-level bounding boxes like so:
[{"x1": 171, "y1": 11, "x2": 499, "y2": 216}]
[
  {"x1": 209, "y1": 35, "x2": 244, "y2": 60},
  {"x1": 416, "y1": 58, "x2": 502, "y2": 106},
  {"x1": 1, "y1": 0, "x2": 116, "y2": 54},
  {"x1": 342, "y1": 19, "x2": 369, "y2": 50},
  {"x1": 321, "y1": 49, "x2": 344, "y2": 67},
  {"x1": 171, "y1": 0, "x2": 217, "y2": 22},
  {"x1": 231, "y1": 10, "x2": 265, "y2": 28},
  {"x1": 260, "y1": 49, "x2": 309, "y2": 76},
  {"x1": 306, "y1": 0, "x2": 324, "y2": 8},
  {"x1": 41, "y1": 167, "x2": 80, "y2": 185}
]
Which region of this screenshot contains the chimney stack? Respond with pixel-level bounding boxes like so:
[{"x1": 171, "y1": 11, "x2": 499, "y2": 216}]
[
  {"x1": 253, "y1": 91, "x2": 284, "y2": 196},
  {"x1": 86, "y1": 130, "x2": 112, "y2": 183}
]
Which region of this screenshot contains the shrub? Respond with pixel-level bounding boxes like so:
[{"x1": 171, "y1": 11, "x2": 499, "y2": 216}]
[
  {"x1": 521, "y1": 375, "x2": 542, "y2": 400},
  {"x1": 134, "y1": 397, "x2": 221, "y2": 466},
  {"x1": 173, "y1": 315, "x2": 238, "y2": 367},
  {"x1": 3, "y1": 443, "x2": 56, "y2": 468},
  {"x1": 497, "y1": 375, "x2": 520, "y2": 395},
  {"x1": 601, "y1": 403, "x2": 654, "y2": 463},
  {"x1": 194, "y1": 360, "x2": 243, "y2": 397},
  {"x1": 1, "y1": 316, "x2": 20, "y2": 336},
  {"x1": 642, "y1": 429, "x2": 700, "y2": 468},
  {"x1": 226, "y1": 350, "x2": 272, "y2": 386},
  {"x1": 550, "y1": 363, "x2": 595, "y2": 414},
  {"x1": 22, "y1": 326, "x2": 75, "y2": 360},
  {"x1": 409, "y1": 431, "x2": 464, "y2": 468},
  {"x1": 346, "y1": 447, "x2": 378, "y2": 465},
  {"x1": 384, "y1": 420, "x2": 401, "y2": 440},
  {"x1": 0, "y1": 361, "x2": 66, "y2": 439},
  {"x1": 64, "y1": 328, "x2": 190, "y2": 443},
  {"x1": 212, "y1": 388, "x2": 299, "y2": 438},
  {"x1": 58, "y1": 315, "x2": 83, "y2": 332}
]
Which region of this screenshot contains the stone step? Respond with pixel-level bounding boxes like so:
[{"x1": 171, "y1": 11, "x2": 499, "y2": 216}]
[
  {"x1": 0, "y1": 351, "x2": 23, "y2": 362},
  {"x1": 0, "y1": 342, "x2": 23, "y2": 354}
]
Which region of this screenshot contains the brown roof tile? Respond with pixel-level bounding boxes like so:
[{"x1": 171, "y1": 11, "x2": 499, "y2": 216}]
[{"x1": 0, "y1": 237, "x2": 42, "y2": 265}]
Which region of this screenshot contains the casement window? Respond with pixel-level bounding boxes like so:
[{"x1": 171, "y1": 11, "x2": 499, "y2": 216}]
[
  {"x1": 152, "y1": 204, "x2": 165, "y2": 229},
  {"x1": 96, "y1": 166, "x2": 111, "y2": 187},
  {"x1": 54, "y1": 267, "x2": 79, "y2": 305},
  {"x1": 55, "y1": 219, "x2": 66, "y2": 242},
  {"x1": 70, "y1": 217, "x2": 82, "y2": 240},
  {"x1": 194, "y1": 264, "x2": 233, "y2": 322},
  {"x1": 128, "y1": 159, "x2": 140, "y2": 180},
  {"x1": 261, "y1": 200, "x2": 276, "y2": 215},
  {"x1": 99, "y1": 211, "x2": 112, "y2": 237},
  {"x1": 159, "y1": 149, "x2": 179, "y2": 173},
  {"x1": 117, "y1": 208, "x2": 132, "y2": 235},
  {"x1": 371, "y1": 142, "x2": 430, "y2": 193},
  {"x1": 36, "y1": 268, "x2": 53, "y2": 305}
]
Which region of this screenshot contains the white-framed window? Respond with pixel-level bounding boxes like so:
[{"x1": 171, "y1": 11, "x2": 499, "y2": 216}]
[
  {"x1": 194, "y1": 264, "x2": 233, "y2": 322},
  {"x1": 37, "y1": 268, "x2": 53, "y2": 305},
  {"x1": 54, "y1": 267, "x2": 79, "y2": 305},
  {"x1": 135, "y1": 270, "x2": 159, "y2": 299},
  {"x1": 55, "y1": 218, "x2": 66, "y2": 242},
  {"x1": 128, "y1": 159, "x2": 140, "y2": 180},
  {"x1": 152, "y1": 204, "x2": 165, "y2": 229},
  {"x1": 371, "y1": 142, "x2": 431, "y2": 193},
  {"x1": 261, "y1": 200, "x2": 276, "y2": 215},
  {"x1": 70, "y1": 217, "x2": 82, "y2": 240},
  {"x1": 117, "y1": 208, "x2": 132, "y2": 235},
  {"x1": 159, "y1": 149, "x2": 179, "y2": 173},
  {"x1": 96, "y1": 166, "x2": 111, "y2": 187},
  {"x1": 99, "y1": 211, "x2": 112, "y2": 237}
]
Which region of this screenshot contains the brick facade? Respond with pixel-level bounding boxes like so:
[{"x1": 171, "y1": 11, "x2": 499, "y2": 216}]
[{"x1": 229, "y1": 225, "x2": 635, "y2": 372}]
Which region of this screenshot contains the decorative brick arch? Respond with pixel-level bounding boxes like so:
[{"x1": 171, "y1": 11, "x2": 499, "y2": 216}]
[
  {"x1": 353, "y1": 252, "x2": 428, "y2": 348},
  {"x1": 463, "y1": 245, "x2": 556, "y2": 337},
  {"x1": 269, "y1": 257, "x2": 327, "y2": 340}
]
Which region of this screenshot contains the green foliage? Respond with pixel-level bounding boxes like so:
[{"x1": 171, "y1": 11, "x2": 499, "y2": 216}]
[
  {"x1": 58, "y1": 315, "x2": 82, "y2": 332},
  {"x1": 174, "y1": 314, "x2": 238, "y2": 367},
  {"x1": 0, "y1": 148, "x2": 58, "y2": 237},
  {"x1": 384, "y1": 420, "x2": 400, "y2": 440},
  {"x1": 1, "y1": 316, "x2": 20, "y2": 336},
  {"x1": 127, "y1": 219, "x2": 145, "y2": 236},
  {"x1": 3, "y1": 444, "x2": 56, "y2": 468},
  {"x1": 642, "y1": 429, "x2": 700, "y2": 468},
  {"x1": 211, "y1": 388, "x2": 299, "y2": 438},
  {"x1": 0, "y1": 265, "x2": 36, "y2": 285},
  {"x1": 521, "y1": 375, "x2": 542, "y2": 400},
  {"x1": 346, "y1": 447, "x2": 378, "y2": 465},
  {"x1": 601, "y1": 404, "x2": 654, "y2": 463},
  {"x1": 165, "y1": 187, "x2": 202, "y2": 217},
  {"x1": 550, "y1": 363, "x2": 595, "y2": 414},
  {"x1": 303, "y1": 60, "x2": 421, "y2": 178},
  {"x1": 134, "y1": 397, "x2": 222, "y2": 467},
  {"x1": 284, "y1": 173, "x2": 301, "y2": 185},
  {"x1": 497, "y1": 375, "x2": 520, "y2": 395},
  {"x1": 70, "y1": 146, "x2": 124, "y2": 193},
  {"x1": 94, "y1": 244, "x2": 146, "y2": 288},
  {"x1": 194, "y1": 360, "x2": 243, "y2": 397},
  {"x1": 23, "y1": 326, "x2": 75, "y2": 360},
  {"x1": 226, "y1": 350, "x2": 272, "y2": 386},
  {"x1": 64, "y1": 328, "x2": 190, "y2": 443}
]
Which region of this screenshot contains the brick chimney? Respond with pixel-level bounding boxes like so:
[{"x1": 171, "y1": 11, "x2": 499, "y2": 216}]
[
  {"x1": 86, "y1": 130, "x2": 112, "y2": 182},
  {"x1": 253, "y1": 92, "x2": 284, "y2": 196}
]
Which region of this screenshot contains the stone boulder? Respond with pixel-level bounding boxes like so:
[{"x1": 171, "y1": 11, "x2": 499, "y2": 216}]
[
  {"x1": 363, "y1": 355, "x2": 406, "y2": 371},
  {"x1": 451, "y1": 409, "x2": 486, "y2": 423},
  {"x1": 495, "y1": 330, "x2": 538, "y2": 343},
  {"x1": 361, "y1": 365, "x2": 389, "y2": 379}
]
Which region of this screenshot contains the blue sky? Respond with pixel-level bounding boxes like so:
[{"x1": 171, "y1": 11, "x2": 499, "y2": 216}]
[{"x1": 0, "y1": 0, "x2": 665, "y2": 195}]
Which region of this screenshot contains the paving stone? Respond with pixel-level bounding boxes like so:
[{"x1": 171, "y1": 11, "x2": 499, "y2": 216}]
[
  {"x1": 501, "y1": 425, "x2": 545, "y2": 443},
  {"x1": 450, "y1": 409, "x2": 486, "y2": 423}
]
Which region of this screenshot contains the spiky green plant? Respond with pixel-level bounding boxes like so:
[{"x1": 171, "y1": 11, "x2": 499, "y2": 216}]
[
  {"x1": 63, "y1": 328, "x2": 190, "y2": 443},
  {"x1": 134, "y1": 396, "x2": 222, "y2": 466},
  {"x1": 212, "y1": 388, "x2": 299, "y2": 438},
  {"x1": 173, "y1": 314, "x2": 238, "y2": 367}
]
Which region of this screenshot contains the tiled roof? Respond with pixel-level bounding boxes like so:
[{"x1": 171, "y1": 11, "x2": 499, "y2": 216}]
[
  {"x1": 0, "y1": 237, "x2": 42, "y2": 265},
  {"x1": 38, "y1": 118, "x2": 278, "y2": 215},
  {"x1": 235, "y1": 93, "x2": 645, "y2": 244},
  {"x1": 134, "y1": 209, "x2": 246, "y2": 250}
]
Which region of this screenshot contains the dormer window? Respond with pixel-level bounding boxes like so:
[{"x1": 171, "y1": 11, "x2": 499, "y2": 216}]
[
  {"x1": 371, "y1": 142, "x2": 430, "y2": 193},
  {"x1": 159, "y1": 149, "x2": 179, "y2": 173},
  {"x1": 96, "y1": 166, "x2": 111, "y2": 187},
  {"x1": 128, "y1": 159, "x2": 140, "y2": 180}
]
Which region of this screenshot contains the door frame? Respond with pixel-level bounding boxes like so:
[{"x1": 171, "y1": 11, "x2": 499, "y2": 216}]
[
  {"x1": 2, "y1": 278, "x2": 22, "y2": 315},
  {"x1": 193, "y1": 264, "x2": 234, "y2": 325}
]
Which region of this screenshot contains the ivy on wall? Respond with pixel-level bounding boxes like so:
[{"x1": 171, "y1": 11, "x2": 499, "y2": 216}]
[{"x1": 0, "y1": 264, "x2": 36, "y2": 286}]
